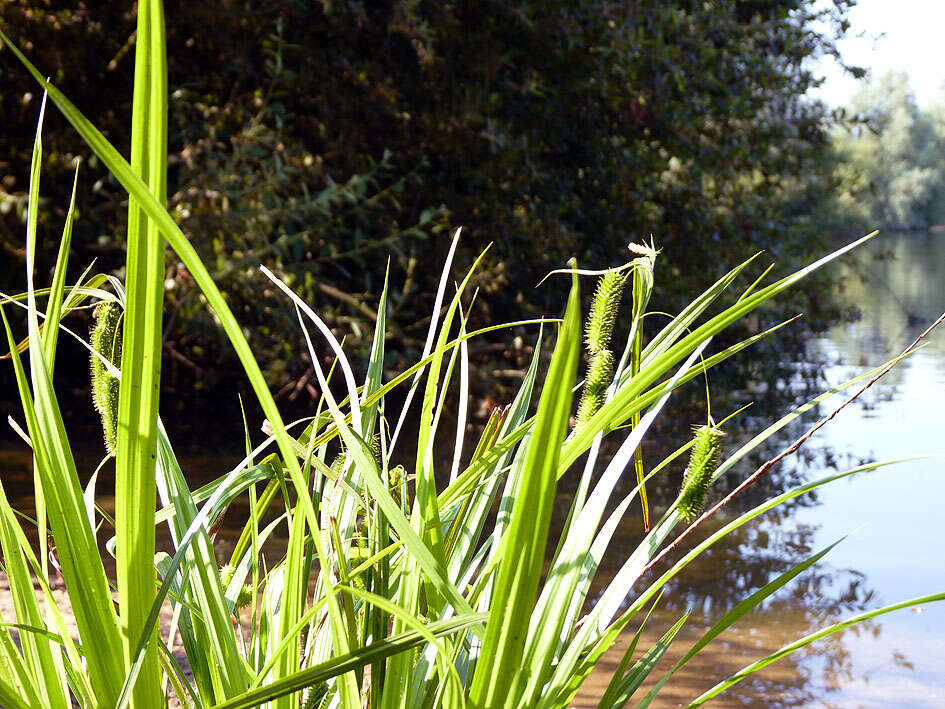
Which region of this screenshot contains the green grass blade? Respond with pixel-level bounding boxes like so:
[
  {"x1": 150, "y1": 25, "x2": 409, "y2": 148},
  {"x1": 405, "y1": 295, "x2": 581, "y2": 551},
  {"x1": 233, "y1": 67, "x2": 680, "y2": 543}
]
[
  {"x1": 0, "y1": 480, "x2": 55, "y2": 707},
  {"x1": 2, "y1": 297, "x2": 125, "y2": 705},
  {"x1": 0, "y1": 24, "x2": 319, "y2": 517},
  {"x1": 467, "y1": 267, "x2": 582, "y2": 708},
  {"x1": 361, "y1": 266, "x2": 389, "y2": 437},
  {"x1": 0, "y1": 488, "x2": 96, "y2": 706},
  {"x1": 687, "y1": 590, "x2": 945, "y2": 707},
  {"x1": 413, "y1": 251, "x2": 488, "y2": 619},
  {"x1": 116, "y1": 453, "x2": 270, "y2": 708},
  {"x1": 0, "y1": 675, "x2": 33, "y2": 709},
  {"x1": 708, "y1": 348, "x2": 918, "y2": 489},
  {"x1": 152, "y1": 426, "x2": 249, "y2": 700},
  {"x1": 564, "y1": 233, "x2": 877, "y2": 472},
  {"x1": 0, "y1": 622, "x2": 41, "y2": 708},
  {"x1": 0, "y1": 29, "x2": 360, "y2": 705},
  {"x1": 6, "y1": 91, "x2": 126, "y2": 704},
  {"x1": 601, "y1": 612, "x2": 688, "y2": 709},
  {"x1": 638, "y1": 537, "x2": 847, "y2": 707},
  {"x1": 268, "y1": 271, "x2": 479, "y2": 620},
  {"x1": 521, "y1": 340, "x2": 709, "y2": 706},
  {"x1": 212, "y1": 614, "x2": 487, "y2": 709},
  {"x1": 25, "y1": 89, "x2": 52, "y2": 613},
  {"x1": 388, "y1": 227, "x2": 462, "y2": 456},
  {"x1": 443, "y1": 333, "x2": 541, "y2": 641},
  {"x1": 595, "y1": 594, "x2": 661, "y2": 709},
  {"x1": 113, "y1": 1, "x2": 168, "y2": 702},
  {"x1": 540, "y1": 455, "x2": 932, "y2": 704},
  {"x1": 638, "y1": 253, "x2": 760, "y2": 364},
  {"x1": 342, "y1": 585, "x2": 465, "y2": 706},
  {"x1": 40, "y1": 160, "x2": 79, "y2": 368}
]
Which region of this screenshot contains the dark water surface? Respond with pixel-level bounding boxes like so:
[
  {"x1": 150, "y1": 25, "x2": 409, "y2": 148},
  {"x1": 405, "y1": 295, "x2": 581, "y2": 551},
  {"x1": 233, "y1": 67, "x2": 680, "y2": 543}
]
[{"x1": 1, "y1": 232, "x2": 943, "y2": 706}]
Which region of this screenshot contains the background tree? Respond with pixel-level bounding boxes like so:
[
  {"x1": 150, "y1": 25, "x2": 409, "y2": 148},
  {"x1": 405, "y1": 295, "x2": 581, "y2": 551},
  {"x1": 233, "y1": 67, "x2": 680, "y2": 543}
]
[
  {"x1": 831, "y1": 70, "x2": 945, "y2": 231},
  {"x1": 0, "y1": 0, "x2": 862, "y2": 422}
]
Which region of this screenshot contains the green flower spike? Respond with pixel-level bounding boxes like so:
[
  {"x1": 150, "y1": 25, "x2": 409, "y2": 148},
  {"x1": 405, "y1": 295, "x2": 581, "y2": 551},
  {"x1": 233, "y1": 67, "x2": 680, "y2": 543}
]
[
  {"x1": 678, "y1": 423, "x2": 724, "y2": 522},
  {"x1": 576, "y1": 270, "x2": 627, "y2": 426},
  {"x1": 302, "y1": 682, "x2": 330, "y2": 709},
  {"x1": 576, "y1": 349, "x2": 613, "y2": 425},
  {"x1": 585, "y1": 269, "x2": 627, "y2": 355},
  {"x1": 89, "y1": 301, "x2": 122, "y2": 455}
]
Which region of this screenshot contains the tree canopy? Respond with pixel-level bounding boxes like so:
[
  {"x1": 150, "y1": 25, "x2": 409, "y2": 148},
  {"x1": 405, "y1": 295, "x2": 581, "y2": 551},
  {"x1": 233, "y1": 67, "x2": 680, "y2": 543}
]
[
  {"x1": 0, "y1": 0, "x2": 861, "y2": 401},
  {"x1": 830, "y1": 70, "x2": 945, "y2": 232}
]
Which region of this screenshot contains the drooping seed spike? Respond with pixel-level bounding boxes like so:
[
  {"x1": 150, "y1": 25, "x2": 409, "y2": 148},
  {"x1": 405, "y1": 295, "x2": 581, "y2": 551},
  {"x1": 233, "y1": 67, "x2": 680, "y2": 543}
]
[
  {"x1": 235, "y1": 584, "x2": 254, "y2": 610},
  {"x1": 584, "y1": 269, "x2": 627, "y2": 354},
  {"x1": 89, "y1": 301, "x2": 121, "y2": 455},
  {"x1": 586, "y1": 348, "x2": 614, "y2": 388},
  {"x1": 678, "y1": 424, "x2": 724, "y2": 522},
  {"x1": 219, "y1": 563, "x2": 236, "y2": 589},
  {"x1": 575, "y1": 385, "x2": 604, "y2": 427}
]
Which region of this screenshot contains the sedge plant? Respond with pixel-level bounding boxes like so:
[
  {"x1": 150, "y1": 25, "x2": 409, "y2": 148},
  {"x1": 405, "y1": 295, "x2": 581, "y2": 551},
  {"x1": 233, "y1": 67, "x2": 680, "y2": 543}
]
[{"x1": 1, "y1": 3, "x2": 944, "y2": 708}]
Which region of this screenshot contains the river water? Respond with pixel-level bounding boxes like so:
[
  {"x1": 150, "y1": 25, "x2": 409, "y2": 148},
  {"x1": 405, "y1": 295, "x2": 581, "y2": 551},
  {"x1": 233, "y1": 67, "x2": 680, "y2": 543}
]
[
  {"x1": 576, "y1": 230, "x2": 945, "y2": 707},
  {"x1": 1, "y1": 231, "x2": 942, "y2": 706}
]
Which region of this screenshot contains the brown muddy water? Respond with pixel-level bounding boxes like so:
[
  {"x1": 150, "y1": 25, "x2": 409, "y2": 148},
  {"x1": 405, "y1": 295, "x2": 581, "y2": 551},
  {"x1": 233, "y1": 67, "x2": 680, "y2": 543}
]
[{"x1": 1, "y1": 231, "x2": 943, "y2": 706}]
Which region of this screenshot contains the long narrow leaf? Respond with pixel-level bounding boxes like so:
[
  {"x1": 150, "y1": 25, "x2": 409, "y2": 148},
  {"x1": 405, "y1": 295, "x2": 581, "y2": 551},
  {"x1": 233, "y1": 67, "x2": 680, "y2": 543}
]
[
  {"x1": 638, "y1": 537, "x2": 848, "y2": 707},
  {"x1": 467, "y1": 267, "x2": 582, "y2": 708},
  {"x1": 687, "y1": 590, "x2": 945, "y2": 707},
  {"x1": 114, "y1": 1, "x2": 168, "y2": 700},
  {"x1": 212, "y1": 614, "x2": 487, "y2": 709}
]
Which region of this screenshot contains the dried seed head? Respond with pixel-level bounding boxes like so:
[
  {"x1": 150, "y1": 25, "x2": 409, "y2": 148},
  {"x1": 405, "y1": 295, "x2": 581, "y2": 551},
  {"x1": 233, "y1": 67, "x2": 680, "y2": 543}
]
[
  {"x1": 89, "y1": 302, "x2": 121, "y2": 454},
  {"x1": 678, "y1": 424, "x2": 724, "y2": 522}
]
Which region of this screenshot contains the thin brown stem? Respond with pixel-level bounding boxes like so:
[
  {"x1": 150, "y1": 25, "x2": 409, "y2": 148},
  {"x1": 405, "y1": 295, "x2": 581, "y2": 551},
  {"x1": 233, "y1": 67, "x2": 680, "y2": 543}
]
[{"x1": 642, "y1": 308, "x2": 945, "y2": 576}]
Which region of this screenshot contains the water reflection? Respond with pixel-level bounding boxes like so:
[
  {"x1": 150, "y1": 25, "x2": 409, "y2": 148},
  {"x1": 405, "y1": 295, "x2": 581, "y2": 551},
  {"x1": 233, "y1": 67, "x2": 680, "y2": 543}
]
[{"x1": 578, "y1": 231, "x2": 945, "y2": 707}]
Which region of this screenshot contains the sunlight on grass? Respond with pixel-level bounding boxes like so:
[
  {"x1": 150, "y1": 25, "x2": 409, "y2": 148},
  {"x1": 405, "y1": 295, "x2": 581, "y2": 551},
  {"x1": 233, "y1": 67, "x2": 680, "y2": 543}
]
[{"x1": 0, "y1": 3, "x2": 942, "y2": 707}]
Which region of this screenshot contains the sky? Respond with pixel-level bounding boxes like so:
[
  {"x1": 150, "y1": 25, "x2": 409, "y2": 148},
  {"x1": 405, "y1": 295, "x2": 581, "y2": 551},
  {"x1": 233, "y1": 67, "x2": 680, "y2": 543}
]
[{"x1": 813, "y1": 0, "x2": 945, "y2": 107}]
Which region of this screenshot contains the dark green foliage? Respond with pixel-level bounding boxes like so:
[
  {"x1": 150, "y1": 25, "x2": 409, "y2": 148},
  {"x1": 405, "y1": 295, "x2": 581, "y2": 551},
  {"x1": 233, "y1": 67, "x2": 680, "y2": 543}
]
[
  {"x1": 89, "y1": 301, "x2": 121, "y2": 454},
  {"x1": 0, "y1": 0, "x2": 861, "y2": 401},
  {"x1": 678, "y1": 424, "x2": 724, "y2": 522}
]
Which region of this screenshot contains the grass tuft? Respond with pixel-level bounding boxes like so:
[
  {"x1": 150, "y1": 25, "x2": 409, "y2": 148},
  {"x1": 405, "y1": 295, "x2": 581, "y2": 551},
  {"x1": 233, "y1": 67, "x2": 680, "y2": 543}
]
[{"x1": 0, "y1": 8, "x2": 940, "y2": 709}]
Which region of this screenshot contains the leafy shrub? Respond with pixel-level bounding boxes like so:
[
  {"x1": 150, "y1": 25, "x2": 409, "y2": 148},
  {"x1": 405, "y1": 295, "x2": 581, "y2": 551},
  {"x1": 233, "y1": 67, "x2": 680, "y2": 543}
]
[{"x1": 0, "y1": 0, "x2": 863, "y2": 395}]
